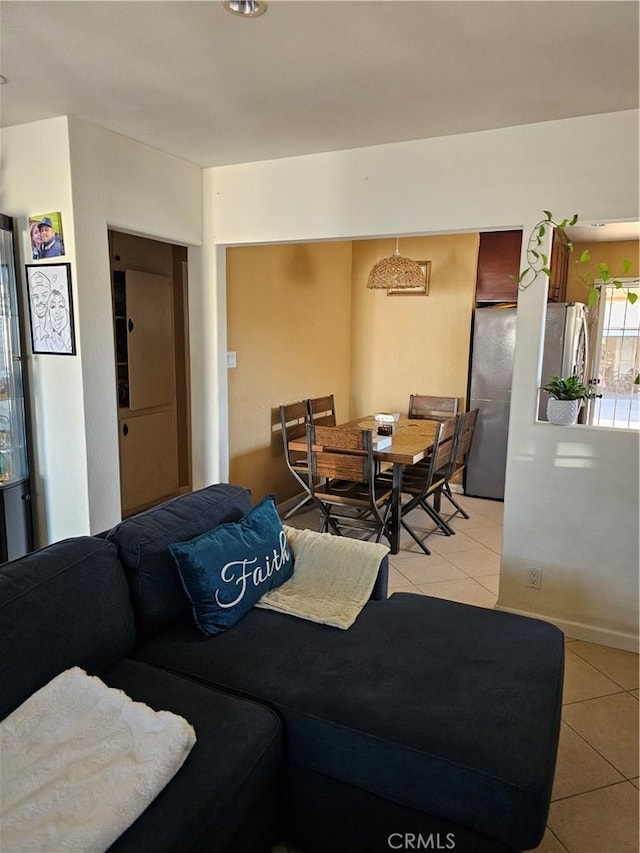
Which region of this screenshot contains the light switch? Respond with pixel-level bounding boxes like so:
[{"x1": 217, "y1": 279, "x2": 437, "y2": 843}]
[{"x1": 226, "y1": 351, "x2": 237, "y2": 368}]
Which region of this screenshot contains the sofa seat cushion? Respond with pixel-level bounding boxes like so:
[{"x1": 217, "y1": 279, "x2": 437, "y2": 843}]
[
  {"x1": 101, "y1": 659, "x2": 282, "y2": 853},
  {"x1": 135, "y1": 593, "x2": 563, "y2": 850},
  {"x1": 107, "y1": 484, "x2": 252, "y2": 639},
  {"x1": 0, "y1": 537, "x2": 136, "y2": 721}
]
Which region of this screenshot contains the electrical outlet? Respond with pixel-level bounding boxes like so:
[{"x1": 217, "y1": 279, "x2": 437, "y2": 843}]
[{"x1": 527, "y1": 568, "x2": 542, "y2": 589}]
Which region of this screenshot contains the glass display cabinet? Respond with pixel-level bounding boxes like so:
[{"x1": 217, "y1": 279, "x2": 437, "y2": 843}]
[{"x1": 0, "y1": 214, "x2": 33, "y2": 562}]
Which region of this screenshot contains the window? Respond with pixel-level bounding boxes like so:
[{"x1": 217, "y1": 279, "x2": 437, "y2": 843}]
[{"x1": 588, "y1": 281, "x2": 640, "y2": 429}]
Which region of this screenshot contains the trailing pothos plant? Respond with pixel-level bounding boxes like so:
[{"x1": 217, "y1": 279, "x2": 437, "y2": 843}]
[
  {"x1": 512, "y1": 211, "x2": 636, "y2": 308},
  {"x1": 574, "y1": 248, "x2": 634, "y2": 308}
]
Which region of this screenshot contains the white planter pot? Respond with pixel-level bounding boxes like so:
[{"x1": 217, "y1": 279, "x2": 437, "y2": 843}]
[{"x1": 547, "y1": 398, "x2": 581, "y2": 425}]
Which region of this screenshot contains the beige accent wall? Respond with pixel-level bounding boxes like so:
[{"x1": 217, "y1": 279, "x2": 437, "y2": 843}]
[
  {"x1": 350, "y1": 234, "x2": 479, "y2": 416},
  {"x1": 226, "y1": 241, "x2": 352, "y2": 504},
  {"x1": 227, "y1": 232, "x2": 479, "y2": 504},
  {"x1": 566, "y1": 239, "x2": 640, "y2": 303}
]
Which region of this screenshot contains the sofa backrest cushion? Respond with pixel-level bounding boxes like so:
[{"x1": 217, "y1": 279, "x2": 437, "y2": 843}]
[
  {"x1": 106, "y1": 484, "x2": 252, "y2": 639},
  {"x1": 0, "y1": 537, "x2": 136, "y2": 720}
]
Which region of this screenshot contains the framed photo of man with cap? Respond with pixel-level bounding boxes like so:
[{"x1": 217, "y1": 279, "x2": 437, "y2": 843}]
[
  {"x1": 28, "y1": 211, "x2": 65, "y2": 260},
  {"x1": 25, "y1": 263, "x2": 76, "y2": 356}
]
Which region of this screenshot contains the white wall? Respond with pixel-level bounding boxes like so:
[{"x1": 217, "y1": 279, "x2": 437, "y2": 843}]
[
  {"x1": 505, "y1": 235, "x2": 639, "y2": 649},
  {"x1": 66, "y1": 118, "x2": 202, "y2": 533},
  {"x1": 205, "y1": 110, "x2": 639, "y2": 649},
  {"x1": 1, "y1": 117, "x2": 203, "y2": 540},
  {"x1": 189, "y1": 171, "x2": 226, "y2": 491}
]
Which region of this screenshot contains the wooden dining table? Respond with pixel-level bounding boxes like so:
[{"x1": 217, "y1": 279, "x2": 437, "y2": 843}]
[{"x1": 290, "y1": 414, "x2": 439, "y2": 555}]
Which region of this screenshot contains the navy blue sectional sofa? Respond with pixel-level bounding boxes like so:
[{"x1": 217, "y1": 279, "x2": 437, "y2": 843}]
[{"x1": 0, "y1": 484, "x2": 564, "y2": 852}]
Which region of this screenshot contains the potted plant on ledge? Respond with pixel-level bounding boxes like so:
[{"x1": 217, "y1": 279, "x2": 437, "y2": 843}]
[{"x1": 541, "y1": 375, "x2": 594, "y2": 425}]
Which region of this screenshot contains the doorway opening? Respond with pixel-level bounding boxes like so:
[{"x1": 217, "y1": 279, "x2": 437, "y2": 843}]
[{"x1": 108, "y1": 229, "x2": 191, "y2": 516}]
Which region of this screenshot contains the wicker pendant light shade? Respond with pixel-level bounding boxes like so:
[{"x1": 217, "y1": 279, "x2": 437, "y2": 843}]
[{"x1": 366, "y1": 239, "x2": 426, "y2": 290}]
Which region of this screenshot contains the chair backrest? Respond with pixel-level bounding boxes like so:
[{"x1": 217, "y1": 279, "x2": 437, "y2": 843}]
[
  {"x1": 306, "y1": 395, "x2": 337, "y2": 427},
  {"x1": 439, "y1": 413, "x2": 465, "y2": 480},
  {"x1": 407, "y1": 416, "x2": 458, "y2": 497},
  {"x1": 409, "y1": 394, "x2": 458, "y2": 421},
  {"x1": 429, "y1": 416, "x2": 458, "y2": 479},
  {"x1": 453, "y1": 408, "x2": 479, "y2": 469},
  {"x1": 279, "y1": 401, "x2": 308, "y2": 470},
  {"x1": 307, "y1": 424, "x2": 372, "y2": 484},
  {"x1": 307, "y1": 424, "x2": 390, "y2": 543}
]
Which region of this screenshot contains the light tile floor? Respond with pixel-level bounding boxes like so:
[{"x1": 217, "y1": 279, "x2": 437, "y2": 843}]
[{"x1": 280, "y1": 493, "x2": 640, "y2": 853}]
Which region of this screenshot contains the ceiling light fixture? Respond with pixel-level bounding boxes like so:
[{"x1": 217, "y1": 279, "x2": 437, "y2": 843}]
[
  {"x1": 224, "y1": 1, "x2": 267, "y2": 17},
  {"x1": 366, "y1": 238, "x2": 426, "y2": 290}
]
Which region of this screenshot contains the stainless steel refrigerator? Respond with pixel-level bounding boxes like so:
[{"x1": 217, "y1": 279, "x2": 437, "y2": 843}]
[
  {"x1": 465, "y1": 302, "x2": 589, "y2": 500},
  {"x1": 538, "y1": 302, "x2": 589, "y2": 421}
]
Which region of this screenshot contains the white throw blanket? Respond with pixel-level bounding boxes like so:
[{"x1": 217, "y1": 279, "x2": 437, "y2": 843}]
[
  {"x1": 256, "y1": 525, "x2": 389, "y2": 629},
  {"x1": 0, "y1": 667, "x2": 196, "y2": 853}
]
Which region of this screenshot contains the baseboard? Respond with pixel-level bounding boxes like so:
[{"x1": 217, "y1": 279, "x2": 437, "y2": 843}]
[{"x1": 494, "y1": 603, "x2": 639, "y2": 653}]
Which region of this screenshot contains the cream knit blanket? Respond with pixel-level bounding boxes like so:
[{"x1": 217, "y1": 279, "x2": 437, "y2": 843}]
[
  {"x1": 0, "y1": 667, "x2": 196, "y2": 853},
  {"x1": 256, "y1": 526, "x2": 389, "y2": 629}
]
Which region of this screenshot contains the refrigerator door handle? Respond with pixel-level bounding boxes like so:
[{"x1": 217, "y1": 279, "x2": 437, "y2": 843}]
[
  {"x1": 580, "y1": 306, "x2": 590, "y2": 383},
  {"x1": 562, "y1": 304, "x2": 589, "y2": 378}
]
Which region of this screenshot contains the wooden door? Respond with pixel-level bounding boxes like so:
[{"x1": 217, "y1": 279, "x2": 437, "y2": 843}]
[
  {"x1": 126, "y1": 271, "x2": 175, "y2": 410},
  {"x1": 118, "y1": 410, "x2": 179, "y2": 513}
]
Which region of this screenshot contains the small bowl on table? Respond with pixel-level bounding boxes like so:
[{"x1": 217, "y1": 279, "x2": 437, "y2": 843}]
[{"x1": 374, "y1": 412, "x2": 400, "y2": 436}]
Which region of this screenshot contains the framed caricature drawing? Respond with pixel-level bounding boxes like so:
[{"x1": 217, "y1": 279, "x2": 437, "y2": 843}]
[{"x1": 25, "y1": 263, "x2": 76, "y2": 355}]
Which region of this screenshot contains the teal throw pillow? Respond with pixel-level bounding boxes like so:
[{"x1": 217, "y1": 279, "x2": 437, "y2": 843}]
[{"x1": 169, "y1": 495, "x2": 293, "y2": 637}]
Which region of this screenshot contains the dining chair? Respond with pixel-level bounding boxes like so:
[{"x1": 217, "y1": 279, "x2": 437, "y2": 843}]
[
  {"x1": 307, "y1": 424, "x2": 393, "y2": 544},
  {"x1": 306, "y1": 394, "x2": 337, "y2": 427},
  {"x1": 390, "y1": 416, "x2": 459, "y2": 555},
  {"x1": 279, "y1": 400, "x2": 314, "y2": 520},
  {"x1": 408, "y1": 394, "x2": 458, "y2": 421},
  {"x1": 433, "y1": 408, "x2": 479, "y2": 522}
]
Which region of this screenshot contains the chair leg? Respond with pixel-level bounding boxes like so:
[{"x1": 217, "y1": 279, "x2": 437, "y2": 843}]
[
  {"x1": 283, "y1": 492, "x2": 314, "y2": 520},
  {"x1": 374, "y1": 504, "x2": 393, "y2": 546},
  {"x1": 400, "y1": 518, "x2": 432, "y2": 555},
  {"x1": 419, "y1": 499, "x2": 456, "y2": 536},
  {"x1": 440, "y1": 485, "x2": 470, "y2": 519},
  {"x1": 319, "y1": 505, "x2": 342, "y2": 536}
]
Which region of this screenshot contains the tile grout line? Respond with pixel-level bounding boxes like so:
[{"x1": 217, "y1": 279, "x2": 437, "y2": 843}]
[
  {"x1": 564, "y1": 645, "x2": 639, "y2": 693},
  {"x1": 395, "y1": 544, "x2": 498, "y2": 568},
  {"x1": 395, "y1": 572, "x2": 497, "y2": 592},
  {"x1": 541, "y1": 825, "x2": 571, "y2": 853},
  {"x1": 562, "y1": 687, "x2": 630, "y2": 708},
  {"x1": 558, "y1": 717, "x2": 632, "y2": 783},
  {"x1": 551, "y1": 776, "x2": 638, "y2": 804}
]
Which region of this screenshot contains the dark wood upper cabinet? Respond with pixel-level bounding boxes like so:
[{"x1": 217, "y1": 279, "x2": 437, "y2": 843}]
[
  {"x1": 475, "y1": 230, "x2": 523, "y2": 303},
  {"x1": 548, "y1": 228, "x2": 570, "y2": 303}
]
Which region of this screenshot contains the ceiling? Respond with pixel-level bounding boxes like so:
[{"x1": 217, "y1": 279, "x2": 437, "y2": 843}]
[
  {"x1": 565, "y1": 222, "x2": 640, "y2": 243},
  {"x1": 1, "y1": 1, "x2": 638, "y2": 169}
]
